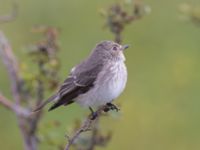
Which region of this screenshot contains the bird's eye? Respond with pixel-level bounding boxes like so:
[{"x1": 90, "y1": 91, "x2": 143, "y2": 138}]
[{"x1": 112, "y1": 46, "x2": 118, "y2": 51}]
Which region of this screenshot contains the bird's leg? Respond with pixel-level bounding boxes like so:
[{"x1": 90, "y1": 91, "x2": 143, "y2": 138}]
[
  {"x1": 89, "y1": 107, "x2": 98, "y2": 120},
  {"x1": 104, "y1": 103, "x2": 120, "y2": 112}
]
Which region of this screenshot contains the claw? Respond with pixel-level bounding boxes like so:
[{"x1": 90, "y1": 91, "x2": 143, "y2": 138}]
[
  {"x1": 90, "y1": 112, "x2": 98, "y2": 120},
  {"x1": 89, "y1": 107, "x2": 98, "y2": 120},
  {"x1": 104, "y1": 103, "x2": 120, "y2": 112},
  {"x1": 103, "y1": 107, "x2": 110, "y2": 112}
]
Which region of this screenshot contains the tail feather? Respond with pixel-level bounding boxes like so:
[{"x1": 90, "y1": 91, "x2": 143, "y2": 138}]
[
  {"x1": 32, "y1": 94, "x2": 58, "y2": 112},
  {"x1": 48, "y1": 100, "x2": 74, "y2": 111}
]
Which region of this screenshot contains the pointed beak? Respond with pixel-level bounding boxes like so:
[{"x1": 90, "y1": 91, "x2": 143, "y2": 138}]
[{"x1": 122, "y1": 45, "x2": 129, "y2": 51}]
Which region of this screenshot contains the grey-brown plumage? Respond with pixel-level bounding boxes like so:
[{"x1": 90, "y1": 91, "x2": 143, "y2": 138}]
[{"x1": 33, "y1": 41, "x2": 128, "y2": 112}]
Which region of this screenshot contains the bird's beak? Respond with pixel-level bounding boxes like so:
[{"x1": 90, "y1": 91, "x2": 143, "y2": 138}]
[{"x1": 122, "y1": 45, "x2": 129, "y2": 51}]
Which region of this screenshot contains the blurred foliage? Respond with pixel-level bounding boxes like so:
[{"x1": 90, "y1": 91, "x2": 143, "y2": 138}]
[
  {"x1": 0, "y1": 0, "x2": 200, "y2": 150},
  {"x1": 20, "y1": 26, "x2": 60, "y2": 104},
  {"x1": 179, "y1": 3, "x2": 200, "y2": 25},
  {"x1": 101, "y1": 0, "x2": 150, "y2": 43}
]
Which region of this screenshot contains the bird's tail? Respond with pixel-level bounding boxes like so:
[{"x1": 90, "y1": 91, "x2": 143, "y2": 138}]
[{"x1": 32, "y1": 94, "x2": 58, "y2": 112}]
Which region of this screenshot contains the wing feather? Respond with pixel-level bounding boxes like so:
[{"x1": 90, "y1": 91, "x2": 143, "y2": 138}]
[{"x1": 48, "y1": 62, "x2": 103, "y2": 111}]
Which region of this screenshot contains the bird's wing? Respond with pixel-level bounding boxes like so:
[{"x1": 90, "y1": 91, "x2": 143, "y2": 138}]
[{"x1": 48, "y1": 62, "x2": 103, "y2": 111}]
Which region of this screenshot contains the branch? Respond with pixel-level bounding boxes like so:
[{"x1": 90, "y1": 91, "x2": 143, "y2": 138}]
[
  {"x1": 0, "y1": 1, "x2": 18, "y2": 23},
  {"x1": 29, "y1": 79, "x2": 44, "y2": 135},
  {"x1": 0, "y1": 31, "x2": 21, "y2": 104},
  {"x1": 0, "y1": 92, "x2": 15, "y2": 111},
  {"x1": 0, "y1": 92, "x2": 30, "y2": 117},
  {"x1": 87, "y1": 117, "x2": 99, "y2": 150},
  {"x1": 64, "y1": 106, "x2": 107, "y2": 150}
]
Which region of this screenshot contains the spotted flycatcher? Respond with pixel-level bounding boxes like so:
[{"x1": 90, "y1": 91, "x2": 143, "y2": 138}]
[{"x1": 34, "y1": 41, "x2": 128, "y2": 117}]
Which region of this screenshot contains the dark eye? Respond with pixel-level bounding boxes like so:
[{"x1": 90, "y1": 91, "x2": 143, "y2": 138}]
[{"x1": 112, "y1": 46, "x2": 118, "y2": 51}]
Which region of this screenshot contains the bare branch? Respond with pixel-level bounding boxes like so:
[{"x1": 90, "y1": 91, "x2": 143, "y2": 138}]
[
  {"x1": 0, "y1": 92, "x2": 30, "y2": 117},
  {"x1": 0, "y1": 92, "x2": 15, "y2": 111},
  {"x1": 0, "y1": 31, "x2": 21, "y2": 104},
  {"x1": 0, "y1": 31, "x2": 37, "y2": 150},
  {"x1": 29, "y1": 80, "x2": 44, "y2": 135},
  {"x1": 64, "y1": 105, "x2": 107, "y2": 150},
  {"x1": 87, "y1": 118, "x2": 99, "y2": 150},
  {"x1": 0, "y1": 1, "x2": 18, "y2": 23}
]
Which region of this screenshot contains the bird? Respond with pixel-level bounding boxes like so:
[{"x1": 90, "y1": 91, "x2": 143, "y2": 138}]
[{"x1": 33, "y1": 40, "x2": 128, "y2": 119}]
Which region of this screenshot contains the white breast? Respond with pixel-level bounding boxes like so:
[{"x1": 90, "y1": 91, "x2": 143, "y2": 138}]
[{"x1": 76, "y1": 61, "x2": 127, "y2": 107}]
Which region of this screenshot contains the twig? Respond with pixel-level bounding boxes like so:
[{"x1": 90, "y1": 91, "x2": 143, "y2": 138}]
[
  {"x1": 0, "y1": 31, "x2": 36, "y2": 150},
  {"x1": 0, "y1": 92, "x2": 16, "y2": 111},
  {"x1": 0, "y1": 31, "x2": 21, "y2": 104},
  {"x1": 87, "y1": 117, "x2": 99, "y2": 150},
  {"x1": 29, "y1": 80, "x2": 44, "y2": 135},
  {"x1": 64, "y1": 106, "x2": 107, "y2": 150},
  {"x1": 0, "y1": 92, "x2": 29, "y2": 117}
]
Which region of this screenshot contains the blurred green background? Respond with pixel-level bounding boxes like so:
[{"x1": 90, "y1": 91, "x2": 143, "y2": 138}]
[{"x1": 0, "y1": 0, "x2": 200, "y2": 150}]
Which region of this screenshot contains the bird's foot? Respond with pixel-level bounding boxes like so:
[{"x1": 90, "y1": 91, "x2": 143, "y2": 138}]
[
  {"x1": 89, "y1": 107, "x2": 98, "y2": 120},
  {"x1": 104, "y1": 103, "x2": 120, "y2": 112}
]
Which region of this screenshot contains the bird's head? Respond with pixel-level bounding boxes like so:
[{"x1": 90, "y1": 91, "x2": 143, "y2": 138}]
[{"x1": 93, "y1": 40, "x2": 129, "y2": 62}]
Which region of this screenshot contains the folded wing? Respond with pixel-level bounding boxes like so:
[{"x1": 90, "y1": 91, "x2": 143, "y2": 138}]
[{"x1": 48, "y1": 62, "x2": 103, "y2": 111}]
